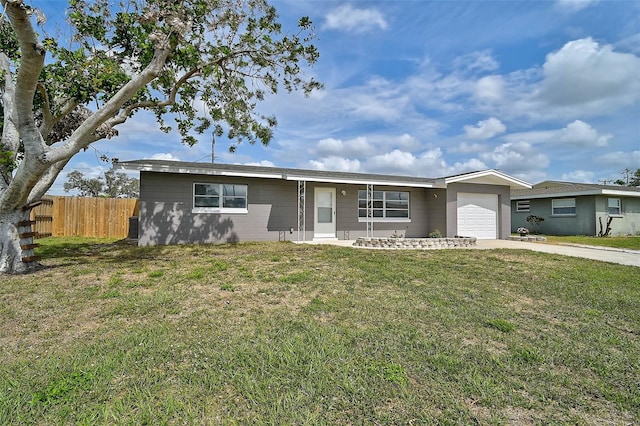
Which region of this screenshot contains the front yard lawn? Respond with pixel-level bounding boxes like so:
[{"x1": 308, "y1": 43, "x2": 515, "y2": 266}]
[{"x1": 1, "y1": 238, "x2": 638, "y2": 424}]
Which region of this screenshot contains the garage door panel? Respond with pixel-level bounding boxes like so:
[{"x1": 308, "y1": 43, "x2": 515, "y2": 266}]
[{"x1": 457, "y1": 193, "x2": 498, "y2": 239}]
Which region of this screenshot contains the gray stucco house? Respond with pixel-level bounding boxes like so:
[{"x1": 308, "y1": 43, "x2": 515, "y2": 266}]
[
  {"x1": 117, "y1": 160, "x2": 530, "y2": 246},
  {"x1": 511, "y1": 181, "x2": 640, "y2": 236}
]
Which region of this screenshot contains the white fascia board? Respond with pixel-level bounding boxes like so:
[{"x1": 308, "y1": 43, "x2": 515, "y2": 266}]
[
  {"x1": 215, "y1": 171, "x2": 283, "y2": 179},
  {"x1": 602, "y1": 189, "x2": 640, "y2": 197},
  {"x1": 445, "y1": 170, "x2": 531, "y2": 189},
  {"x1": 125, "y1": 163, "x2": 282, "y2": 179},
  {"x1": 285, "y1": 175, "x2": 433, "y2": 188}
]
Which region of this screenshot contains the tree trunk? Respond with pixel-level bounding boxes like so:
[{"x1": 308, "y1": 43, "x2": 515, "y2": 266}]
[{"x1": 0, "y1": 208, "x2": 41, "y2": 274}]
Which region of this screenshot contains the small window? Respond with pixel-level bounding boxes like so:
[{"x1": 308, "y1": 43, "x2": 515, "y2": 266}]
[
  {"x1": 516, "y1": 200, "x2": 530, "y2": 212},
  {"x1": 193, "y1": 183, "x2": 248, "y2": 213},
  {"x1": 608, "y1": 198, "x2": 621, "y2": 215},
  {"x1": 358, "y1": 190, "x2": 410, "y2": 221},
  {"x1": 552, "y1": 198, "x2": 575, "y2": 216}
]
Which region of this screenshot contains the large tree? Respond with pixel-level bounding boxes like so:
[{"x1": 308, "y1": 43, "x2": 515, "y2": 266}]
[
  {"x1": 0, "y1": 0, "x2": 321, "y2": 273},
  {"x1": 614, "y1": 168, "x2": 640, "y2": 187},
  {"x1": 64, "y1": 169, "x2": 140, "y2": 198}
]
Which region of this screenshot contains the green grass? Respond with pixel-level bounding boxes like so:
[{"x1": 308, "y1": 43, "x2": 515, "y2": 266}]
[
  {"x1": 546, "y1": 235, "x2": 640, "y2": 250},
  {"x1": 1, "y1": 237, "x2": 639, "y2": 424}
]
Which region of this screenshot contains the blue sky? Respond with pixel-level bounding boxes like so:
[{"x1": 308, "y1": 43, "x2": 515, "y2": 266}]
[{"x1": 37, "y1": 0, "x2": 640, "y2": 194}]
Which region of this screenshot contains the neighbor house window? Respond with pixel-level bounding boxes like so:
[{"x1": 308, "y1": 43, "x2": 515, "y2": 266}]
[
  {"x1": 608, "y1": 198, "x2": 621, "y2": 215},
  {"x1": 193, "y1": 183, "x2": 248, "y2": 213},
  {"x1": 551, "y1": 198, "x2": 575, "y2": 216},
  {"x1": 358, "y1": 190, "x2": 410, "y2": 221},
  {"x1": 516, "y1": 200, "x2": 530, "y2": 212}
]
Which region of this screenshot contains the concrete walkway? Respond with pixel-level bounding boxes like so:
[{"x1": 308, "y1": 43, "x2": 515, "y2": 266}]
[{"x1": 299, "y1": 239, "x2": 640, "y2": 267}]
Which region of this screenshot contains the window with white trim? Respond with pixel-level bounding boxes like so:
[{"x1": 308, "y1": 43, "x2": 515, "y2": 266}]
[
  {"x1": 358, "y1": 190, "x2": 410, "y2": 221},
  {"x1": 193, "y1": 183, "x2": 248, "y2": 213},
  {"x1": 608, "y1": 198, "x2": 621, "y2": 215},
  {"x1": 551, "y1": 198, "x2": 575, "y2": 216},
  {"x1": 516, "y1": 200, "x2": 530, "y2": 212}
]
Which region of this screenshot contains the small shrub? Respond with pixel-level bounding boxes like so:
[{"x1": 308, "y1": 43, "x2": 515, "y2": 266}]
[
  {"x1": 526, "y1": 215, "x2": 545, "y2": 234},
  {"x1": 428, "y1": 229, "x2": 442, "y2": 238}
]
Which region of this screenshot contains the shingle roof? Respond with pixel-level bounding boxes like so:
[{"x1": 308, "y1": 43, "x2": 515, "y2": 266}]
[
  {"x1": 116, "y1": 159, "x2": 439, "y2": 187},
  {"x1": 116, "y1": 159, "x2": 530, "y2": 189},
  {"x1": 511, "y1": 180, "x2": 640, "y2": 199}
]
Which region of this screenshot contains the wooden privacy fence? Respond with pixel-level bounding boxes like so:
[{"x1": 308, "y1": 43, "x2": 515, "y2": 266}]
[{"x1": 30, "y1": 196, "x2": 139, "y2": 238}]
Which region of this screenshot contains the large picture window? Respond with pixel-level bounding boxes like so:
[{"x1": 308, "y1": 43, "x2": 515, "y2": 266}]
[
  {"x1": 551, "y1": 198, "x2": 575, "y2": 216},
  {"x1": 193, "y1": 183, "x2": 247, "y2": 213},
  {"x1": 358, "y1": 190, "x2": 410, "y2": 221}
]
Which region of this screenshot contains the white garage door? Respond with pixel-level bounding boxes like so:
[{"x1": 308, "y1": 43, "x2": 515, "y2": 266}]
[{"x1": 457, "y1": 193, "x2": 498, "y2": 239}]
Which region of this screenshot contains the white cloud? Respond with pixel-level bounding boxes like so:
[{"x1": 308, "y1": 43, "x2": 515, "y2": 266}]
[
  {"x1": 504, "y1": 120, "x2": 611, "y2": 148},
  {"x1": 463, "y1": 117, "x2": 506, "y2": 140},
  {"x1": 474, "y1": 75, "x2": 504, "y2": 103},
  {"x1": 558, "y1": 120, "x2": 611, "y2": 146},
  {"x1": 308, "y1": 156, "x2": 362, "y2": 172},
  {"x1": 406, "y1": 68, "x2": 474, "y2": 112},
  {"x1": 324, "y1": 5, "x2": 388, "y2": 34},
  {"x1": 313, "y1": 137, "x2": 373, "y2": 157},
  {"x1": 364, "y1": 148, "x2": 448, "y2": 176},
  {"x1": 480, "y1": 141, "x2": 549, "y2": 172},
  {"x1": 151, "y1": 153, "x2": 180, "y2": 161},
  {"x1": 616, "y1": 33, "x2": 640, "y2": 55},
  {"x1": 447, "y1": 158, "x2": 488, "y2": 175},
  {"x1": 366, "y1": 149, "x2": 418, "y2": 172},
  {"x1": 555, "y1": 0, "x2": 599, "y2": 13},
  {"x1": 561, "y1": 170, "x2": 594, "y2": 182},
  {"x1": 243, "y1": 160, "x2": 275, "y2": 167},
  {"x1": 535, "y1": 38, "x2": 640, "y2": 113},
  {"x1": 393, "y1": 133, "x2": 421, "y2": 150},
  {"x1": 600, "y1": 150, "x2": 640, "y2": 168},
  {"x1": 450, "y1": 142, "x2": 487, "y2": 154},
  {"x1": 454, "y1": 50, "x2": 499, "y2": 74}
]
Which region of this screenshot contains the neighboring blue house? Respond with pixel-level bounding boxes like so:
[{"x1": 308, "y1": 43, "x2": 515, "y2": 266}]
[{"x1": 511, "y1": 181, "x2": 640, "y2": 236}]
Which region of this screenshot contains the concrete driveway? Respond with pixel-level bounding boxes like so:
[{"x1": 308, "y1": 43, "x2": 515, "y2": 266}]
[
  {"x1": 475, "y1": 239, "x2": 640, "y2": 267},
  {"x1": 301, "y1": 239, "x2": 640, "y2": 267}
]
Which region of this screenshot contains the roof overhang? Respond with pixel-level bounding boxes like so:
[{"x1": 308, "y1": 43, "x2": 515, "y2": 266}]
[
  {"x1": 115, "y1": 160, "x2": 437, "y2": 188},
  {"x1": 512, "y1": 188, "x2": 640, "y2": 200},
  {"x1": 442, "y1": 169, "x2": 531, "y2": 189}
]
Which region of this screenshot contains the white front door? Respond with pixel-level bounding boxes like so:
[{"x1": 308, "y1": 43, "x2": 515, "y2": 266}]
[
  {"x1": 314, "y1": 188, "x2": 336, "y2": 239},
  {"x1": 457, "y1": 193, "x2": 498, "y2": 239}
]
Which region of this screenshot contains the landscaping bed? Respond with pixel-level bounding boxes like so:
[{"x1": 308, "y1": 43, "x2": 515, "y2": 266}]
[{"x1": 353, "y1": 236, "x2": 477, "y2": 249}]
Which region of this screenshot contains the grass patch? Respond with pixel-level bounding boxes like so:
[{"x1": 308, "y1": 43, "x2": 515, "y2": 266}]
[
  {"x1": 0, "y1": 238, "x2": 638, "y2": 424},
  {"x1": 546, "y1": 235, "x2": 640, "y2": 250},
  {"x1": 486, "y1": 318, "x2": 516, "y2": 333}
]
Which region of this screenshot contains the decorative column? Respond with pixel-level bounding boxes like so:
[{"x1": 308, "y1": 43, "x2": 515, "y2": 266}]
[
  {"x1": 297, "y1": 180, "x2": 306, "y2": 242},
  {"x1": 366, "y1": 184, "x2": 374, "y2": 238}
]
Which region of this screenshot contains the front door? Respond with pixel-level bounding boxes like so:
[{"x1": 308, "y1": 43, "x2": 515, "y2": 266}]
[{"x1": 314, "y1": 187, "x2": 336, "y2": 239}]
